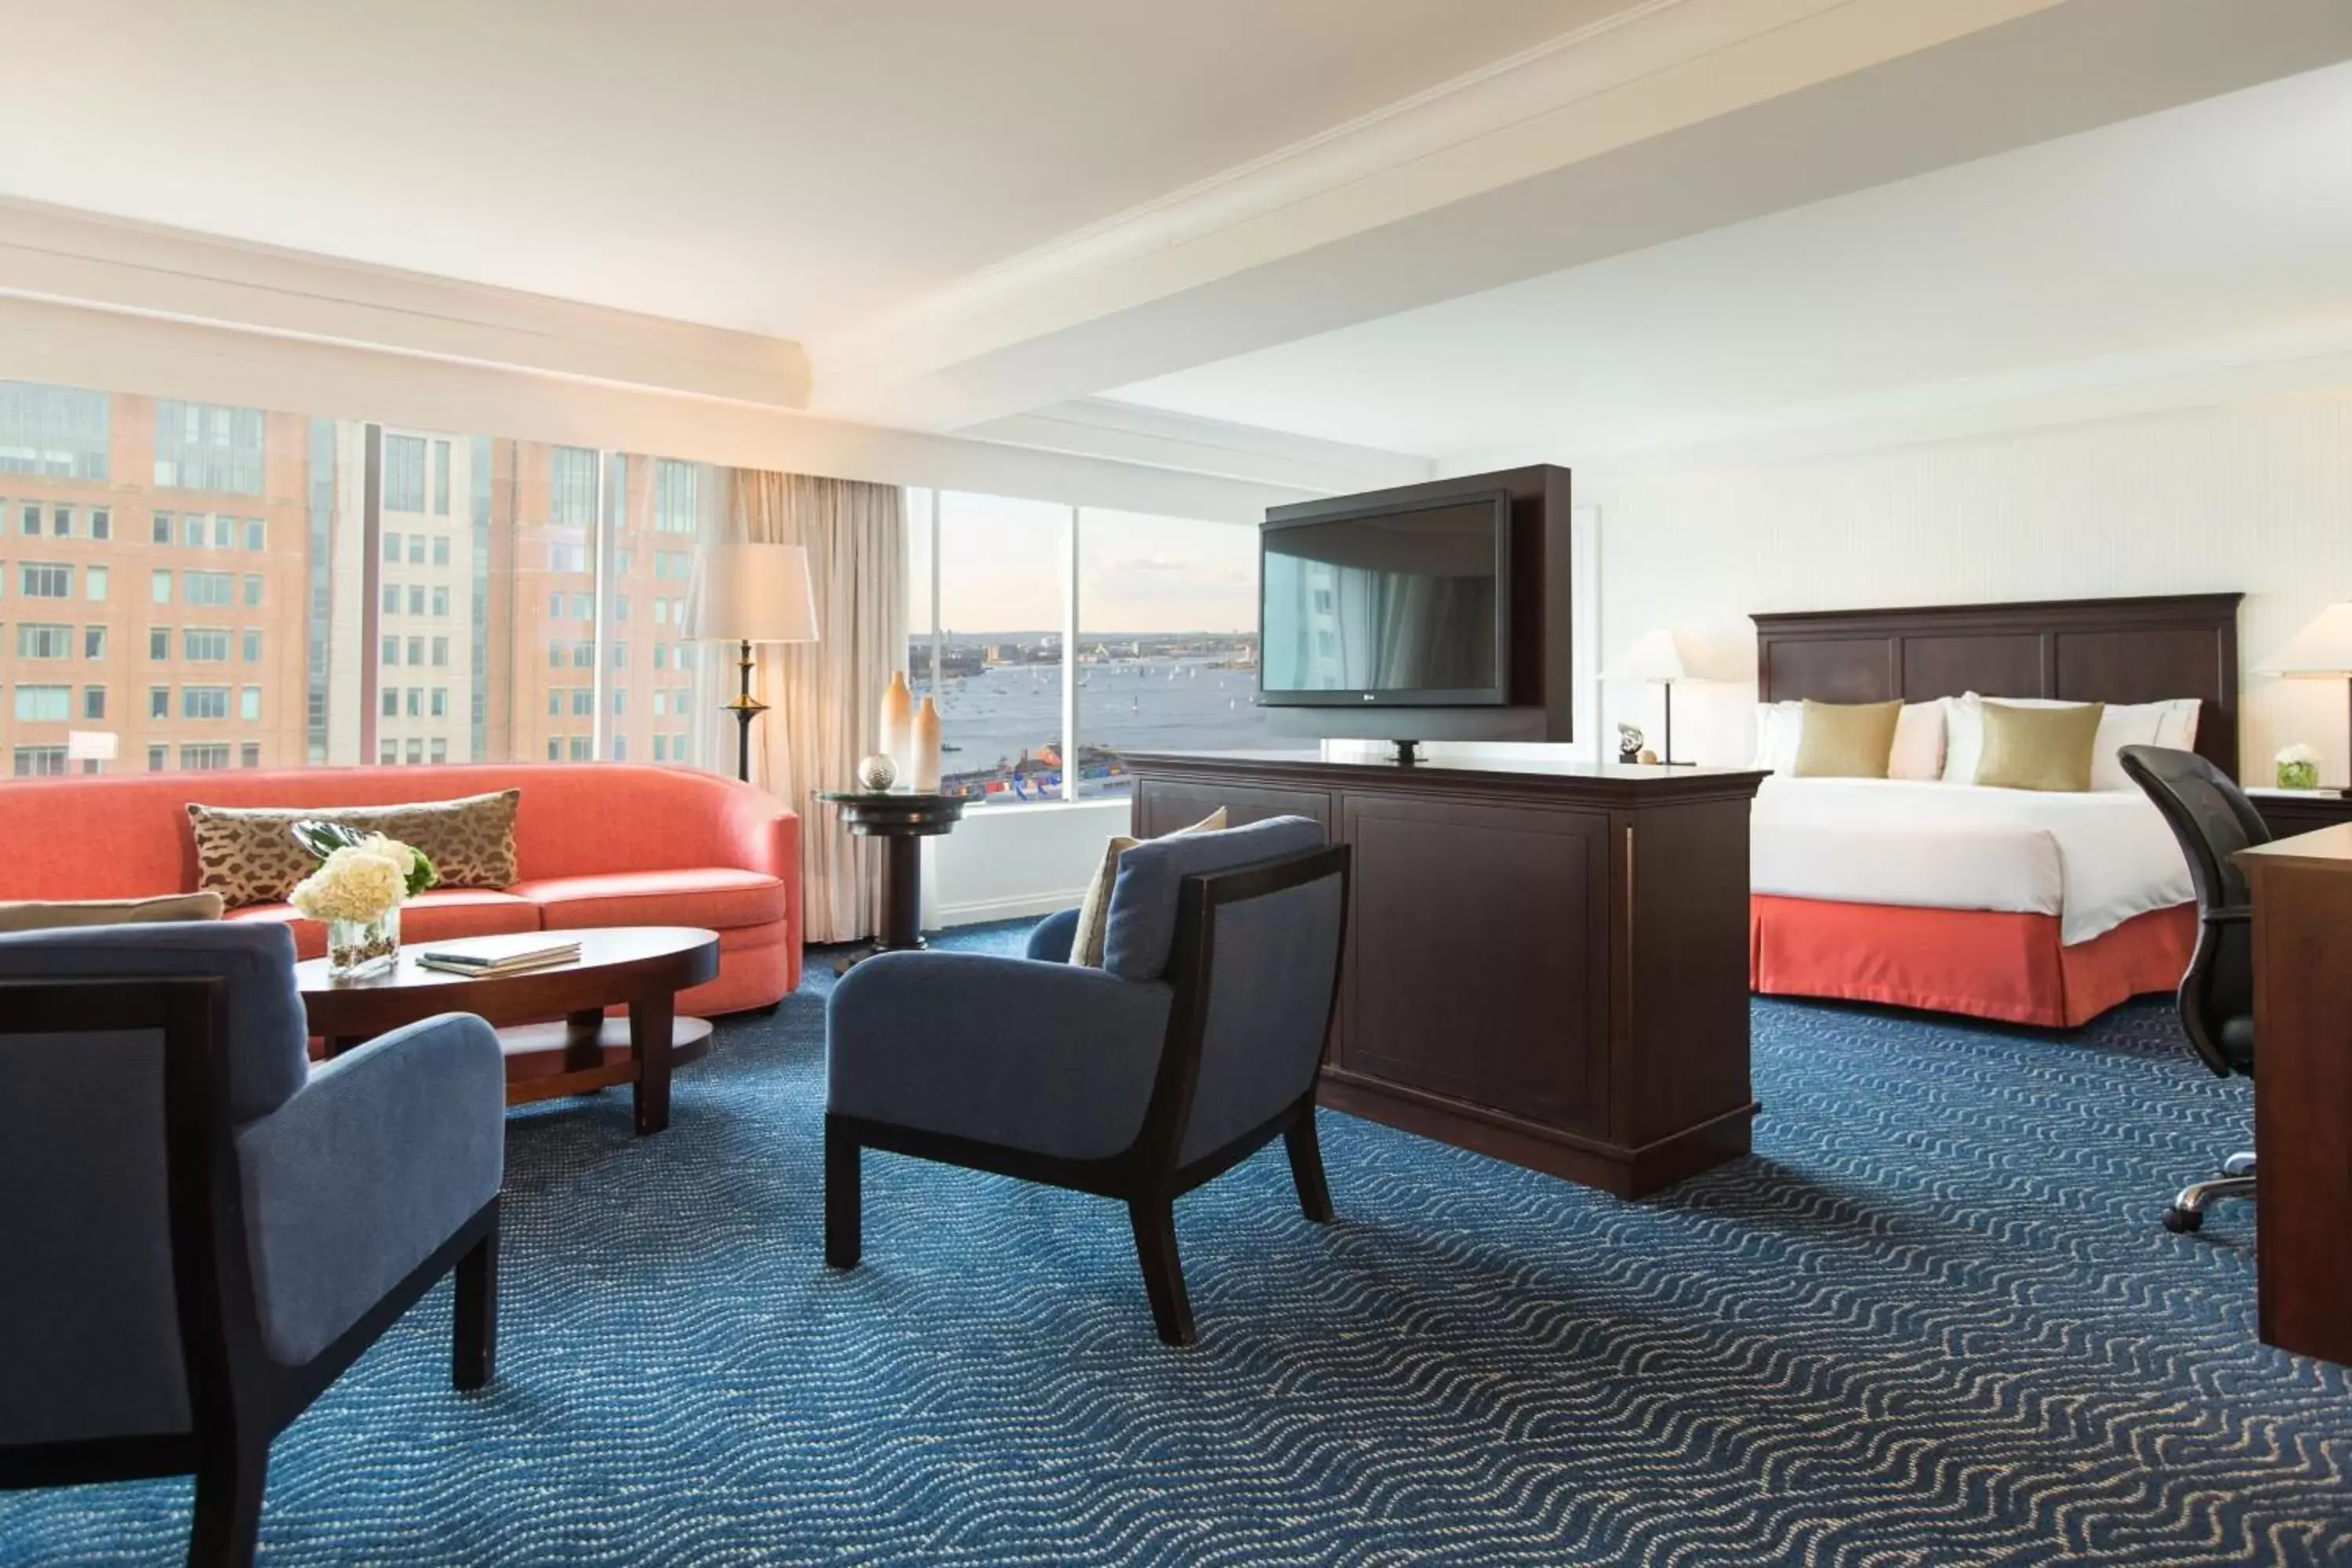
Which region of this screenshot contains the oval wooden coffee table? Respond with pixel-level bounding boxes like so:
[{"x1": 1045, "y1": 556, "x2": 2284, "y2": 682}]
[{"x1": 296, "y1": 926, "x2": 722, "y2": 1136}]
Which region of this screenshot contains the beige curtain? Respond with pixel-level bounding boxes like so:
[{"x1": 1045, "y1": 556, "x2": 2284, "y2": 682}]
[{"x1": 731, "y1": 470, "x2": 906, "y2": 943}]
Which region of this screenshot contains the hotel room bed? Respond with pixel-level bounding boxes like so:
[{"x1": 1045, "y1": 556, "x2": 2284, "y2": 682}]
[{"x1": 1744, "y1": 593, "x2": 2238, "y2": 1027}]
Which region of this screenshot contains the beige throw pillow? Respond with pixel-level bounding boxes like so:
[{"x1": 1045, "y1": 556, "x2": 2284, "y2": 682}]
[
  {"x1": 1069, "y1": 808, "x2": 1227, "y2": 968},
  {"x1": 1974, "y1": 701, "x2": 2105, "y2": 792},
  {"x1": 187, "y1": 789, "x2": 521, "y2": 909},
  {"x1": 1791, "y1": 700, "x2": 1904, "y2": 779},
  {"x1": 0, "y1": 891, "x2": 225, "y2": 933}
]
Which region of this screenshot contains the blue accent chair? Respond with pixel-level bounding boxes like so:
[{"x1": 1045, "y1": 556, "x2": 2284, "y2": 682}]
[
  {"x1": 0, "y1": 922, "x2": 506, "y2": 1567},
  {"x1": 827, "y1": 816, "x2": 1350, "y2": 1345}
]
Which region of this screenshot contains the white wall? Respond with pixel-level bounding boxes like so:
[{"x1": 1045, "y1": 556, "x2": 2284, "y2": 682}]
[
  {"x1": 1575, "y1": 388, "x2": 2352, "y2": 783},
  {"x1": 924, "y1": 799, "x2": 1127, "y2": 931}
]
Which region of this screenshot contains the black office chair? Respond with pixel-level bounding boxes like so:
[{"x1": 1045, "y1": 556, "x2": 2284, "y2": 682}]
[{"x1": 2118, "y1": 744, "x2": 2265, "y2": 1232}]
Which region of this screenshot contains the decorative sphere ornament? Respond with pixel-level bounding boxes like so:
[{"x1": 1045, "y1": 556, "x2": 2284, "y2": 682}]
[{"x1": 856, "y1": 753, "x2": 898, "y2": 791}]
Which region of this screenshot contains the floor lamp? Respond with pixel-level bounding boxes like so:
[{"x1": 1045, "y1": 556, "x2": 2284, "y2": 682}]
[
  {"x1": 1601, "y1": 627, "x2": 1697, "y2": 765},
  {"x1": 688, "y1": 542, "x2": 820, "y2": 783},
  {"x1": 2258, "y1": 601, "x2": 2352, "y2": 794}
]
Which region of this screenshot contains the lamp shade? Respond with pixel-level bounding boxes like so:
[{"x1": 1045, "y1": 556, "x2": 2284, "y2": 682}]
[
  {"x1": 66, "y1": 730, "x2": 118, "y2": 762},
  {"x1": 2258, "y1": 603, "x2": 2352, "y2": 677},
  {"x1": 687, "y1": 543, "x2": 819, "y2": 644},
  {"x1": 1600, "y1": 627, "x2": 1693, "y2": 684}
]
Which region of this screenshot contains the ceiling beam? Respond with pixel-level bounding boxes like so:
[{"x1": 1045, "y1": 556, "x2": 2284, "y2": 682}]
[{"x1": 807, "y1": 0, "x2": 2352, "y2": 433}]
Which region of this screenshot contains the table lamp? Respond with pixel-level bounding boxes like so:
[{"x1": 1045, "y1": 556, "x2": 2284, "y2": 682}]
[
  {"x1": 687, "y1": 542, "x2": 820, "y2": 782},
  {"x1": 2257, "y1": 602, "x2": 2352, "y2": 793},
  {"x1": 1601, "y1": 628, "x2": 1697, "y2": 766}
]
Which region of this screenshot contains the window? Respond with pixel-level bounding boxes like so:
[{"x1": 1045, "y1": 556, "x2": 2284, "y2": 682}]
[
  {"x1": 405, "y1": 739, "x2": 423, "y2": 764},
  {"x1": 548, "y1": 543, "x2": 586, "y2": 573},
  {"x1": 243, "y1": 575, "x2": 263, "y2": 608},
  {"x1": 612, "y1": 594, "x2": 628, "y2": 622},
  {"x1": 83, "y1": 626, "x2": 105, "y2": 659},
  {"x1": 548, "y1": 689, "x2": 562, "y2": 717},
  {"x1": 241, "y1": 686, "x2": 261, "y2": 721},
  {"x1": 149, "y1": 627, "x2": 169, "y2": 660},
  {"x1": 148, "y1": 745, "x2": 167, "y2": 773},
  {"x1": 432, "y1": 535, "x2": 450, "y2": 567},
  {"x1": 408, "y1": 534, "x2": 424, "y2": 565},
  {"x1": 82, "y1": 686, "x2": 104, "y2": 720},
  {"x1": 151, "y1": 569, "x2": 172, "y2": 604},
  {"x1": 383, "y1": 434, "x2": 427, "y2": 512},
  {"x1": 184, "y1": 572, "x2": 232, "y2": 607},
  {"x1": 611, "y1": 736, "x2": 626, "y2": 761},
  {"x1": 0, "y1": 382, "x2": 110, "y2": 480},
  {"x1": 572, "y1": 641, "x2": 593, "y2": 669},
  {"x1": 179, "y1": 745, "x2": 230, "y2": 771},
  {"x1": 183, "y1": 629, "x2": 229, "y2": 662},
  {"x1": 430, "y1": 688, "x2": 448, "y2": 717},
  {"x1": 13, "y1": 684, "x2": 69, "y2": 721},
  {"x1": 549, "y1": 591, "x2": 565, "y2": 620},
  {"x1": 148, "y1": 687, "x2": 169, "y2": 719},
  {"x1": 183, "y1": 515, "x2": 206, "y2": 548},
  {"x1": 568, "y1": 735, "x2": 592, "y2": 760},
  {"x1": 13, "y1": 746, "x2": 67, "y2": 777},
  {"x1": 182, "y1": 687, "x2": 229, "y2": 720},
  {"x1": 654, "y1": 459, "x2": 700, "y2": 534},
  {"x1": 550, "y1": 447, "x2": 598, "y2": 528},
  {"x1": 407, "y1": 637, "x2": 423, "y2": 666},
  {"x1": 434, "y1": 441, "x2": 451, "y2": 517},
  {"x1": 383, "y1": 531, "x2": 401, "y2": 564},
  {"x1": 379, "y1": 739, "x2": 398, "y2": 764},
  {"x1": 16, "y1": 502, "x2": 34, "y2": 535},
  {"x1": 381, "y1": 635, "x2": 398, "y2": 666},
  {"x1": 85, "y1": 565, "x2": 107, "y2": 601},
  {"x1": 405, "y1": 688, "x2": 419, "y2": 717},
  {"x1": 921, "y1": 492, "x2": 1068, "y2": 805},
  {"x1": 571, "y1": 688, "x2": 593, "y2": 717},
  {"x1": 49, "y1": 506, "x2": 72, "y2": 537},
  {"x1": 20, "y1": 563, "x2": 69, "y2": 598},
  {"x1": 654, "y1": 598, "x2": 668, "y2": 626},
  {"x1": 16, "y1": 624, "x2": 70, "y2": 659},
  {"x1": 546, "y1": 738, "x2": 561, "y2": 761},
  {"x1": 432, "y1": 587, "x2": 448, "y2": 617},
  {"x1": 430, "y1": 738, "x2": 448, "y2": 764},
  {"x1": 154, "y1": 401, "x2": 263, "y2": 493},
  {"x1": 381, "y1": 583, "x2": 399, "y2": 615},
  {"x1": 242, "y1": 630, "x2": 261, "y2": 662},
  {"x1": 430, "y1": 637, "x2": 448, "y2": 667},
  {"x1": 572, "y1": 592, "x2": 593, "y2": 621},
  {"x1": 612, "y1": 688, "x2": 626, "y2": 716},
  {"x1": 244, "y1": 518, "x2": 264, "y2": 550},
  {"x1": 408, "y1": 585, "x2": 425, "y2": 615},
  {"x1": 89, "y1": 507, "x2": 110, "y2": 541},
  {"x1": 213, "y1": 516, "x2": 233, "y2": 550},
  {"x1": 152, "y1": 512, "x2": 172, "y2": 544},
  {"x1": 241, "y1": 743, "x2": 260, "y2": 769},
  {"x1": 383, "y1": 686, "x2": 398, "y2": 717}
]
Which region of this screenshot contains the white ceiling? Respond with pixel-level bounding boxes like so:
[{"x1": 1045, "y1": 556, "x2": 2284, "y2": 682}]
[
  {"x1": 0, "y1": 0, "x2": 1620, "y2": 343},
  {"x1": 1108, "y1": 59, "x2": 2352, "y2": 465}
]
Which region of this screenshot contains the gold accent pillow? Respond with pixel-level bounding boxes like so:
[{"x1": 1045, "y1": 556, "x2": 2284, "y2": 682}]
[
  {"x1": 1974, "y1": 701, "x2": 2105, "y2": 793},
  {"x1": 0, "y1": 892, "x2": 225, "y2": 933},
  {"x1": 1791, "y1": 699, "x2": 1904, "y2": 779},
  {"x1": 186, "y1": 789, "x2": 521, "y2": 909},
  {"x1": 1069, "y1": 808, "x2": 1227, "y2": 968}
]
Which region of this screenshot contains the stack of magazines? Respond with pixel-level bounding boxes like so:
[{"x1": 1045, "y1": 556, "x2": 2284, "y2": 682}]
[{"x1": 418, "y1": 935, "x2": 583, "y2": 978}]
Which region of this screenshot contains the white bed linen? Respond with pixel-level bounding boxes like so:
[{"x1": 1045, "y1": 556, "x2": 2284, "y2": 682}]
[{"x1": 1751, "y1": 777, "x2": 2190, "y2": 945}]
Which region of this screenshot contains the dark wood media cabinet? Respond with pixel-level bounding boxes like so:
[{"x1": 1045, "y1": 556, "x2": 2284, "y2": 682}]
[{"x1": 1127, "y1": 750, "x2": 1768, "y2": 1198}]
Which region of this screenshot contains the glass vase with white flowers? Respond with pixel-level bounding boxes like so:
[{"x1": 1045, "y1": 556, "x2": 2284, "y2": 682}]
[
  {"x1": 289, "y1": 822, "x2": 438, "y2": 979},
  {"x1": 2275, "y1": 742, "x2": 2321, "y2": 793}
]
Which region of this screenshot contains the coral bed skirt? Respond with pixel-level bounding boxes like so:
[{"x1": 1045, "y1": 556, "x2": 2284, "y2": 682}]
[{"x1": 1749, "y1": 895, "x2": 2194, "y2": 1029}]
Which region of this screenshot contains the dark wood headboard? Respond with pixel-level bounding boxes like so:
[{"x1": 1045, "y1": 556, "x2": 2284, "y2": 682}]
[{"x1": 1751, "y1": 593, "x2": 2243, "y2": 779}]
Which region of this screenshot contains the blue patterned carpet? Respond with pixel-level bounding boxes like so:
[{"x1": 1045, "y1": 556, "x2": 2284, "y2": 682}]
[{"x1": 7, "y1": 924, "x2": 2350, "y2": 1566}]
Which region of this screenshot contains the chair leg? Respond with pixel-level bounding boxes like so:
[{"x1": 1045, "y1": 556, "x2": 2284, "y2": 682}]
[
  {"x1": 452, "y1": 1204, "x2": 499, "y2": 1392},
  {"x1": 2164, "y1": 1173, "x2": 2256, "y2": 1233},
  {"x1": 1284, "y1": 1111, "x2": 1336, "y2": 1225},
  {"x1": 1127, "y1": 1196, "x2": 1196, "y2": 1348},
  {"x1": 826, "y1": 1116, "x2": 862, "y2": 1269},
  {"x1": 188, "y1": 1439, "x2": 267, "y2": 1568}
]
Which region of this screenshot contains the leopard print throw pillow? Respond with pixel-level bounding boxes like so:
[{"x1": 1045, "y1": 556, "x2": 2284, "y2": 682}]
[{"x1": 186, "y1": 789, "x2": 521, "y2": 908}]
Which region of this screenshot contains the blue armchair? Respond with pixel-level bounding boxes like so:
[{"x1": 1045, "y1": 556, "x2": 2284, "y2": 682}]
[
  {"x1": 826, "y1": 816, "x2": 1349, "y2": 1345},
  {"x1": 0, "y1": 922, "x2": 506, "y2": 1567}
]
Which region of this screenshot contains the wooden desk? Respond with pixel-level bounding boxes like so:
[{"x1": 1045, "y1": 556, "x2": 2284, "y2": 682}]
[
  {"x1": 2235, "y1": 823, "x2": 2352, "y2": 1365},
  {"x1": 1126, "y1": 750, "x2": 1767, "y2": 1198}
]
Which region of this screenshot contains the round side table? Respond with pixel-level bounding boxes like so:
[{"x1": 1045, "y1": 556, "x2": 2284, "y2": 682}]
[{"x1": 816, "y1": 790, "x2": 967, "y2": 972}]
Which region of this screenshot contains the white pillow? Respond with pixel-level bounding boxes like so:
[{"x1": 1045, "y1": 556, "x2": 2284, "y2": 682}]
[
  {"x1": 1941, "y1": 693, "x2": 2203, "y2": 789},
  {"x1": 1889, "y1": 699, "x2": 1949, "y2": 781},
  {"x1": 1755, "y1": 698, "x2": 1944, "y2": 778}
]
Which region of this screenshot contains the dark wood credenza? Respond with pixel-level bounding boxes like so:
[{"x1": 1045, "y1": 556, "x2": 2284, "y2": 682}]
[{"x1": 1127, "y1": 750, "x2": 1768, "y2": 1198}]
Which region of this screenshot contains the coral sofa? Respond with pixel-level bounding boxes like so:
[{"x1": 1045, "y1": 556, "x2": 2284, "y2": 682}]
[{"x1": 0, "y1": 764, "x2": 800, "y2": 1014}]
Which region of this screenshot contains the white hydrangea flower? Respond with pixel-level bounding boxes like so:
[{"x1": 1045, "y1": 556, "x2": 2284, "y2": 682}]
[
  {"x1": 2277, "y1": 742, "x2": 2321, "y2": 766},
  {"x1": 289, "y1": 844, "x2": 408, "y2": 923}
]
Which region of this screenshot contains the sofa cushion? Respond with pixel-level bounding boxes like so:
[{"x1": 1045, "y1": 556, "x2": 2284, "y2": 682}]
[
  {"x1": 510, "y1": 868, "x2": 788, "y2": 932},
  {"x1": 227, "y1": 888, "x2": 540, "y2": 961},
  {"x1": 1101, "y1": 815, "x2": 1329, "y2": 982},
  {"x1": 187, "y1": 789, "x2": 521, "y2": 907},
  {"x1": 0, "y1": 892, "x2": 224, "y2": 932}
]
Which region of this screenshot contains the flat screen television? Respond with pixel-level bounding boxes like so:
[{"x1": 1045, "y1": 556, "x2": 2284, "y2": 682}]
[{"x1": 1258, "y1": 489, "x2": 1512, "y2": 706}]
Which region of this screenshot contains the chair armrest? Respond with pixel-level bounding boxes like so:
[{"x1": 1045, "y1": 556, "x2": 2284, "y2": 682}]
[
  {"x1": 2204, "y1": 906, "x2": 2252, "y2": 924},
  {"x1": 234, "y1": 1012, "x2": 505, "y2": 1366},
  {"x1": 828, "y1": 951, "x2": 1171, "y2": 1161},
  {"x1": 1025, "y1": 907, "x2": 1082, "y2": 964}
]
